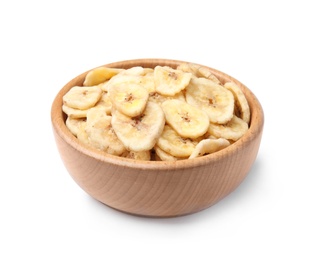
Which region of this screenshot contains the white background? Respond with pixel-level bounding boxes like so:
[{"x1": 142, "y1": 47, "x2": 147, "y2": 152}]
[{"x1": 1, "y1": 0, "x2": 322, "y2": 259}]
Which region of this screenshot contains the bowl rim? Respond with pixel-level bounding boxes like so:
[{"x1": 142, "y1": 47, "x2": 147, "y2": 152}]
[{"x1": 51, "y1": 58, "x2": 264, "y2": 170}]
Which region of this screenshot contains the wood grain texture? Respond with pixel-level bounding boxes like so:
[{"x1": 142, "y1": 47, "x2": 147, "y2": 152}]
[{"x1": 51, "y1": 59, "x2": 264, "y2": 217}]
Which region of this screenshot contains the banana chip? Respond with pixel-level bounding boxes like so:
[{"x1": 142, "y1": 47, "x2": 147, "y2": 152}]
[
  {"x1": 154, "y1": 66, "x2": 192, "y2": 96},
  {"x1": 185, "y1": 77, "x2": 234, "y2": 124},
  {"x1": 161, "y1": 99, "x2": 209, "y2": 139},
  {"x1": 111, "y1": 101, "x2": 165, "y2": 152},
  {"x1": 156, "y1": 125, "x2": 201, "y2": 157},
  {"x1": 63, "y1": 86, "x2": 102, "y2": 110},
  {"x1": 62, "y1": 63, "x2": 250, "y2": 160},
  {"x1": 189, "y1": 138, "x2": 230, "y2": 159},
  {"x1": 208, "y1": 115, "x2": 249, "y2": 141},
  {"x1": 224, "y1": 82, "x2": 250, "y2": 124}
]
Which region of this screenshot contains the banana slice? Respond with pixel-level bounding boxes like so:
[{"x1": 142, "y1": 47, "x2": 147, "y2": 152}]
[
  {"x1": 121, "y1": 150, "x2": 151, "y2": 161},
  {"x1": 83, "y1": 67, "x2": 124, "y2": 86},
  {"x1": 148, "y1": 91, "x2": 186, "y2": 105},
  {"x1": 154, "y1": 145, "x2": 186, "y2": 161},
  {"x1": 95, "y1": 92, "x2": 113, "y2": 115},
  {"x1": 76, "y1": 122, "x2": 90, "y2": 146},
  {"x1": 189, "y1": 138, "x2": 230, "y2": 159},
  {"x1": 63, "y1": 86, "x2": 102, "y2": 110},
  {"x1": 154, "y1": 66, "x2": 192, "y2": 96},
  {"x1": 62, "y1": 104, "x2": 88, "y2": 119},
  {"x1": 140, "y1": 72, "x2": 156, "y2": 93},
  {"x1": 111, "y1": 101, "x2": 165, "y2": 152},
  {"x1": 185, "y1": 77, "x2": 234, "y2": 124},
  {"x1": 161, "y1": 99, "x2": 209, "y2": 139},
  {"x1": 208, "y1": 115, "x2": 249, "y2": 141},
  {"x1": 224, "y1": 81, "x2": 250, "y2": 124},
  {"x1": 101, "y1": 67, "x2": 145, "y2": 92},
  {"x1": 65, "y1": 117, "x2": 87, "y2": 136},
  {"x1": 108, "y1": 83, "x2": 149, "y2": 117},
  {"x1": 85, "y1": 107, "x2": 126, "y2": 155},
  {"x1": 177, "y1": 63, "x2": 221, "y2": 84},
  {"x1": 156, "y1": 125, "x2": 201, "y2": 157}
]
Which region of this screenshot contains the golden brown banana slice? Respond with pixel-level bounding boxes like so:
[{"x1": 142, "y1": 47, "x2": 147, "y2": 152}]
[
  {"x1": 185, "y1": 77, "x2": 234, "y2": 124},
  {"x1": 121, "y1": 150, "x2": 151, "y2": 161},
  {"x1": 161, "y1": 99, "x2": 209, "y2": 139},
  {"x1": 111, "y1": 101, "x2": 165, "y2": 152},
  {"x1": 154, "y1": 66, "x2": 192, "y2": 96},
  {"x1": 156, "y1": 125, "x2": 201, "y2": 157},
  {"x1": 108, "y1": 83, "x2": 149, "y2": 117},
  {"x1": 189, "y1": 138, "x2": 230, "y2": 159},
  {"x1": 65, "y1": 117, "x2": 87, "y2": 136},
  {"x1": 63, "y1": 86, "x2": 102, "y2": 110},
  {"x1": 208, "y1": 115, "x2": 249, "y2": 141},
  {"x1": 85, "y1": 108, "x2": 126, "y2": 155},
  {"x1": 224, "y1": 81, "x2": 250, "y2": 124},
  {"x1": 177, "y1": 63, "x2": 221, "y2": 84},
  {"x1": 83, "y1": 67, "x2": 124, "y2": 86}
]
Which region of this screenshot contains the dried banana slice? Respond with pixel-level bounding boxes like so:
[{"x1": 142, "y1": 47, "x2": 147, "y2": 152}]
[
  {"x1": 121, "y1": 150, "x2": 151, "y2": 161},
  {"x1": 189, "y1": 138, "x2": 230, "y2": 159},
  {"x1": 108, "y1": 83, "x2": 149, "y2": 117},
  {"x1": 65, "y1": 117, "x2": 86, "y2": 136},
  {"x1": 148, "y1": 91, "x2": 186, "y2": 105},
  {"x1": 177, "y1": 63, "x2": 221, "y2": 84},
  {"x1": 208, "y1": 115, "x2": 249, "y2": 141},
  {"x1": 161, "y1": 99, "x2": 209, "y2": 139},
  {"x1": 224, "y1": 82, "x2": 250, "y2": 124},
  {"x1": 154, "y1": 66, "x2": 192, "y2": 96},
  {"x1": 85, "y1": 108, "x2": 126, "y2": 155},
  {"x1": 156, "y1": 125, "x2": 201, "y2": 157},
  {"x1": 154, "y1": 145, "x2": 185, "y2": 161},
  {"x1": 185, "y1": 77, "x2": 234, "y2": 124},
  {"x1": 95, "y1": 92, "x2": 113, "y2": 115},
  {"x1": 62, "y1": 105, "x2": 88, "y2": 119},
  {"x1": 111, "y1": 101, "x2": 165, "y2": 152},
  {"x1": 83, "y1": 67, "x2": 124, "y2": 86},
  {"x1": 63, "y1": 86, "x2": 102, "y2": 110}
]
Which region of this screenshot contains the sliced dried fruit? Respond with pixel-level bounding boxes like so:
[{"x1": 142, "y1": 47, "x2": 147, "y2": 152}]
[
  {"x1": 189, "y1": 138, "x2": 230, "y2": 159},
  {"x1": 185, "y1": 77, "x2": 234, "y2": 124},
  {"x1": 161, "y1": 99, "x2": 209, "y2": 139},
  {"x1": 111, "y1": 101, "x2": 165, "y2": 151},
  {"x1": 154, "y1": 66, "x2": 191, "y2": 96},
  {"x1": 208, "y1": 115, "x2": 249, "y2": 141}
]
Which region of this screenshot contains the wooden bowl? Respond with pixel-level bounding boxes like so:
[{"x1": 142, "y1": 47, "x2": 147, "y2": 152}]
[{"x1": 51, "y1": 59, "x2": 264, "y2": 218}]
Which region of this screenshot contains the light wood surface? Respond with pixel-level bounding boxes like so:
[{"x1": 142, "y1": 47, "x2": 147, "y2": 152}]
[{"x1": 51, "y1": 59, "x2": 264, "y2": 217}]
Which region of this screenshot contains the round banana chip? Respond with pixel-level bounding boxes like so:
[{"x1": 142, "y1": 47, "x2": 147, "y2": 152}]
[
  {"x1": 208, "y1": 115, "x2": 249, "y2": 141},
  {"x1": 189, "y1": 138, "x2": 230, "y2": 159},
  {"x1": 94, "y1": 92, "x2": 113, "y2": 115},
  {"x1": 224, "y1": 82, "x2": 250, "y2": 124},
  {"x1": 161, "y1": 99, "x2": 210, "y2": 139},
  {"x1": 156, "y1": 125, "x2": 201, "y2": 157},
  {"x1": 62, "y1": 104, "x2": 88, "y2": 119},
  {"x1": 108, "y1": 83, "x2": 149, "y2": 117},
  {"x1": 63, "y1": 86, "x2": 102, "y2": 110},
  {"x1": 83, "y1": 67, "x2": 124, "y2": 86},
  {"x1": 111, "y1": 101, "x2": 165, "y2": 152},
  {"x1": 177, "y1": 63, "x2": 221, "y2": 84},
  {"x1": 85, "y1": 108, "x2": 126, "y2": 155},
  {"x1": 121, "y1": 150, "x2": 151, "y2": 161},
  {"x1": 185, "y1": 77, "x2": 234, "y2": 124},
  {"x1": 154, "y1": 145, "x2": 186, "y2": 161},
  {"x1": 154, "y1": 66, "x2": 192, "y2": 96},
  {"x1": 65, "y1": 117, "x2": 86, "y2": 136}
]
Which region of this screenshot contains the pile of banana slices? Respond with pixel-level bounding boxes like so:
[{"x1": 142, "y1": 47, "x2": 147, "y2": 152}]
[{"x1": 62, "y1": 63, "x2": 250, "y2": 161}]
